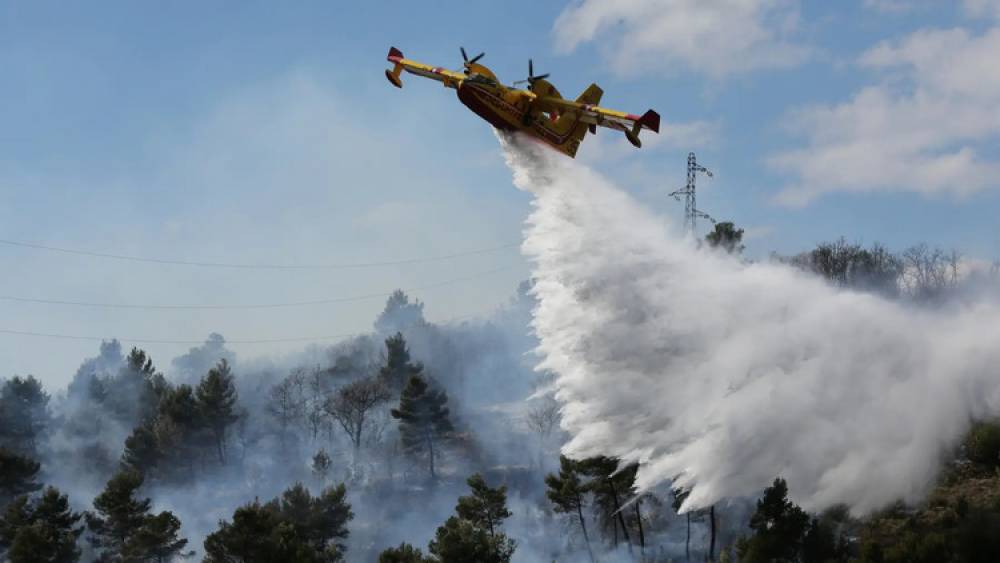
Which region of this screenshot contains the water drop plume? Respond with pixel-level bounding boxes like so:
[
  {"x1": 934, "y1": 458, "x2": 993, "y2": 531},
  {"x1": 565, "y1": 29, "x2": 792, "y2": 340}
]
[{"x1": 499, "y1": 131, "x2": 1000, "y2": 514}]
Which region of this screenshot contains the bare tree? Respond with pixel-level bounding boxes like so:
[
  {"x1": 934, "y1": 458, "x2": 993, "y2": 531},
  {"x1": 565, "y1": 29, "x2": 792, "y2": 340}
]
[
  {"x1": 526, "y1": 396, "x2": 561, "y2": 438},
  {"x1": 304, "y1": 366, "x2": 331, "y2": 443},
  {"x1": 267, "y1": 374, "x2": 305, "y2": 451},
  {"x1": 324, "y1": 377, "x2": 391, "y2": 470},
  {"x1": 789, "y1": 238, "x2": 903, "y2": 295},
  {"x1": 526, "y1": 396, "x2": 561, "y2": 468},
  {"x1": 901, "y1": 244, "x2": 961, "y2": 301},
  {"x1": 232, "y1": 407, "x2": 254, "y2": 463}
]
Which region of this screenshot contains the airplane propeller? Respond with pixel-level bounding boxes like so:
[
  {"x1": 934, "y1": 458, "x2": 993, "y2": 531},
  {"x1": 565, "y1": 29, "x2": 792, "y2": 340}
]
[
  {"x1": 513, "y1": 59, "x2": 550, "y2": 88},
  {"x1": 460, "y1": 47, "x2": 485, "y2": 66}
]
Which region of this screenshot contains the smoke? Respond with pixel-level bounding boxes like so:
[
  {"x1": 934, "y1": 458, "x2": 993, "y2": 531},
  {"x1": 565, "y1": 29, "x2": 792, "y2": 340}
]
[
  {"x1": 29, "y1": 284, "x2": 557, "y2": 559},
  {"x1": 500, "y1": 132, "x2": 1000, "y2": 514}
]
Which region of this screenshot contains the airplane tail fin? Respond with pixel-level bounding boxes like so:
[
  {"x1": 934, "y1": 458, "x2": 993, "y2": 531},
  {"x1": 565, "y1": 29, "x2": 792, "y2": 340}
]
[
  {"x1": 625, "y1": 109, "x2": 660, "y2": 148},
  {"x1": 385, "y1": 46, "x2": 405, "y2": 88},
  {"x1": 638, "y1": 109, "x2": 660, "y2": 133}
]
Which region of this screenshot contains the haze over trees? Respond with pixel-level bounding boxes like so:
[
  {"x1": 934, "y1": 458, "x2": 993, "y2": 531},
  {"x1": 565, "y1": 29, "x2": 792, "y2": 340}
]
[
  {"x1": 1, "y1": 239, "x2": 999, "y2": 562},
  {"x1": 325, "y1": 376, "x2": 390, "y2": 469},
  {"x1": 0, "y1": 449, "x2": 41, "y2": 507},
  {"x1": 379, "y1": 473, "x2": 517, "y2": 563}
]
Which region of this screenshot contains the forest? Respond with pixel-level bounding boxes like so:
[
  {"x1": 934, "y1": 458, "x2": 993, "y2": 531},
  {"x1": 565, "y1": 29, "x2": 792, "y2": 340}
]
[{"x1": 2, "y1": 223, "x2": 1000, "y2": 562}]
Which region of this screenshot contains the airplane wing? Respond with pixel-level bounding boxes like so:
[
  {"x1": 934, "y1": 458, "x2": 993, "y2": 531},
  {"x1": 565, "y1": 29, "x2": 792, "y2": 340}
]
[
  {"x1": 385, "y1": 47, "x2": 465, "y2": 89},
  {"x1": 537, "y1": 95, "x2": 660, "y2": 146}
]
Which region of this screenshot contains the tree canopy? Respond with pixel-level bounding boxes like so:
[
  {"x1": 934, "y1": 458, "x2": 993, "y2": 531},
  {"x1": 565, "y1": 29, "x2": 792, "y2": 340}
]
[
  {"x1": 204, "y1": 482, "x2": 353, "y2": 563},
  {"x1": 0, "y1": 486, "x2": 83, "y2": 563},
  {"x1": 390, "y1": 375, "x2": 453, "y2": 479}
]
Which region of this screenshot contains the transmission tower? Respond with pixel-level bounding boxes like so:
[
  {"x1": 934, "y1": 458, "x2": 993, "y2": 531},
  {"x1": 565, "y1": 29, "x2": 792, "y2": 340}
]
[{"x1": 669, "y1": 152, "x2": 714, "y2": 234}]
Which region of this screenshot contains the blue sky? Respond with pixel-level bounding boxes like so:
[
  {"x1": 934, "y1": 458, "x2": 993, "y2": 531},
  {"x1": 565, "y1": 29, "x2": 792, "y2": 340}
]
[{"x1": 2, "y1": 1, "x2": 999, "y2": 386}]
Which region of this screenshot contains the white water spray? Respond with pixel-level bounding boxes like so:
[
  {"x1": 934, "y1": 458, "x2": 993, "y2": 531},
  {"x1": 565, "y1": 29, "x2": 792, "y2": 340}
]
[{"x1": 500, "y1": 132, "x2": 1000, "y2": 514}]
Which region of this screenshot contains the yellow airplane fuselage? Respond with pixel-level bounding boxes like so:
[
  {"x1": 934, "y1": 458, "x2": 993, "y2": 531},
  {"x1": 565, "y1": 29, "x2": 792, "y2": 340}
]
[
  {"x1": 385, "y1": 47, "x2": 659, "y2": 158},
  {"x1": 456, "y1": 78, "x2": 590, "y2": 157}
]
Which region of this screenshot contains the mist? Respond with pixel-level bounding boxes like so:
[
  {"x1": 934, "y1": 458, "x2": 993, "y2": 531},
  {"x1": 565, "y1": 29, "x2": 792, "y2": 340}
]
[{"x1": 502, "y1": 132, "x2": 1000, "y2": 515}]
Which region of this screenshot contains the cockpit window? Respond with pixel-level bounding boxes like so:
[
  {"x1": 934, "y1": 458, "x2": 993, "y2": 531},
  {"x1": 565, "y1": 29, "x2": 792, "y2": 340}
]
[{"x1": 466, "y1": 73, "x2": 497, "y2": 86}]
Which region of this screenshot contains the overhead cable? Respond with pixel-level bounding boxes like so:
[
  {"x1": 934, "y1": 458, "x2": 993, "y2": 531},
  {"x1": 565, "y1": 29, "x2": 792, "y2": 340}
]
[
  {"x1": 0, "y1": 311, "x2": 492, "y2": 346},
  {"x1": 0, "y1": 238, "x2": 520, "y2": 270},
  {"x1": 0, "y1": 264, "x2": 519, "y2": 310}
]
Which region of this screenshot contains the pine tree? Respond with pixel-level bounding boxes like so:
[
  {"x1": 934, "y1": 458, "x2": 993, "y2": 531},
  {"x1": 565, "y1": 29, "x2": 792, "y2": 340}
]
[
  {"x1": 124, "y1": 511, "x2": 189, "y2": 563},
  {"x1": 427, "y1": 473, "x2": 516, "y2": 563},
  {"x1": 378, "y1": 543, "x2": 432, "y2": 563},
  {"x1": 0, "y1": 487, "x2": 83, "y2": 563},
  {"x1": 121, "y1": 423, "x2": 161, "y2": 476},
  {"x1": 545, "y1": 456, "x2": 594, "y2": 561},
  {"x1": 456, "y1": 474, "x2": 512, "y2": 539},
  {"x1": 0, "y1": 448, "x2": 42, "y2": 507},
  {"x1": 106, "y1": 348, "x2": 169, "y2": 427},
  {"x1": 578, "y1": 456, "x2": 634, "y2": 551},
  {"x1": 155, "y1": 384, "x2": 206, "y2": 478},
  {"x1": 0, "y1": 376, "x2": 50, "y2": 454},
  {"x1": 428, "y1": 516, "x2": 516, "y2": 563},
  {"x1": 390, "y1": 376, "x2": 453, "y2": 479},
  {"x1": 196, "y1": 359, "x2": 240, "y2": 465},
  {"x1": 203, "y1": 500, "x2": 288, "y2": 562},
  {"x1": 280, "y1": 482, "x2": 353, "y2": 558},
  {"x1": 85, "y1": 470, "x2": 176, "y2": 561},
  {"x1": 204, "y1": 482, "x2": 353, "y2": 562},
  {"x1": 737, "y1": 477, "x2": 810, "y2": 563},
  {"x1": 378, "y1": 333, "x2": 424, "y2": 394}
]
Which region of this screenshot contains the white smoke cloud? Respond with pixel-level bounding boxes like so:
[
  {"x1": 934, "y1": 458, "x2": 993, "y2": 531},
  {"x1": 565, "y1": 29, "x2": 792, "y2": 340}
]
[{"x1": 500, "y1": 133, "x2": 1000, "y2": 514}]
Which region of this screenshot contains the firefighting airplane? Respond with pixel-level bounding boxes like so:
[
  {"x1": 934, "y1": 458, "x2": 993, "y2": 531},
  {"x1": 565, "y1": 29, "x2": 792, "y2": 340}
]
[{"x1": 385, "y1": 47, "x2": 660, "y2": 158}]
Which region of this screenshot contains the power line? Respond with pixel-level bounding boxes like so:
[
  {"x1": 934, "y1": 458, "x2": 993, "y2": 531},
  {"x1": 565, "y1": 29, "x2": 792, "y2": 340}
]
[
  {"x1": 0, "y1": 328, "x2": 346, "y2": 345},
  {"x1": 0, "y1": 264, "x2": 519, "y2": 310},
  {"x1": 0, "y1": 238, "x2": 520, "y2": 270},
  {"x1": 0, "y1": 309, "x2": 493, "y2": 345},
  {"x1": 0, "y1": 309, "x2": 492, "y2": 346}
]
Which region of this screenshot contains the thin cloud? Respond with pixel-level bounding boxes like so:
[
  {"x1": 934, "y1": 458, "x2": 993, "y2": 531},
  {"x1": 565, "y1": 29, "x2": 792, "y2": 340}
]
[
  {"x1": 769, "y1": 26, "x2": 1000, "y2": 206},
  {"x1": 552, "y1": 0, "x2": 811, "y2": 78},
  {"x1": 964, "y1": 0, "x2": 1000, "y2": 19}
]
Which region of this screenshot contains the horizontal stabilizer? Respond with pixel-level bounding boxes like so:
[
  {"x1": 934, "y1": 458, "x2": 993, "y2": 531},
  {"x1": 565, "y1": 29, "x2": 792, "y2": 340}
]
[{"x1": 639, "y1": 109, "x2": 660, "y2": 133}]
